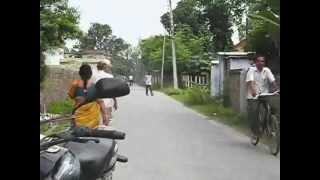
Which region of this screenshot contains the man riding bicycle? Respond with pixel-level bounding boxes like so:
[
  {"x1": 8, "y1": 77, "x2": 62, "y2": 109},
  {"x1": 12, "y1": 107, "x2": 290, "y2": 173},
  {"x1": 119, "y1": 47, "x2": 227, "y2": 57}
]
[{"x1": 246, "y1": 55, "x2": 279, "y2": 141}]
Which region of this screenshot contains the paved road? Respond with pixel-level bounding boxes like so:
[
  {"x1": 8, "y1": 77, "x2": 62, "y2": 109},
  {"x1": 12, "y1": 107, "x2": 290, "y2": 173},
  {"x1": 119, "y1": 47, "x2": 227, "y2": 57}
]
[{"x1": 112, "y1": 85, "x2": 280, "y2": 180}]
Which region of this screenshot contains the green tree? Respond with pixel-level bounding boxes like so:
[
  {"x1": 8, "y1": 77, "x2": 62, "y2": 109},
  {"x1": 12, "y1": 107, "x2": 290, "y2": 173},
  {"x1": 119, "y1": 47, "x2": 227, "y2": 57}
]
[
  {"x1": 161, "y1": 0, "x2": 203, "y2": 35},
  {"x1": 161, "y1": 0, "x2": 251, "y2": 52},
  {"x1": 40, "y1": 0, "x2": 81, "y2": 82},
  {"x1": 245, "y1": 0, "x2": 280, "y2": 58},
  {"x1": 80, "y1": 23, "x2": 129, "y2": 57},
  {"x1": 139, "y1": 26, "x2": 209, "y2": 75},
  {"x1": 80, "y1": 23, "x2": 112, "y2": 50},
  {"x1": 202, "y1": 1, "x2": 233, "y2": 51},
  {"x1": 79, "y1": 23, "x2": 133, "y2": 76}
]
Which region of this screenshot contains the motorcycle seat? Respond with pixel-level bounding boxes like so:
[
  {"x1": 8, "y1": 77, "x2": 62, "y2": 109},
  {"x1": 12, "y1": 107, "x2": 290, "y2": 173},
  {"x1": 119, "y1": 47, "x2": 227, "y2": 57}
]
[{"x1": 64, "y1": 138, "x2": 115, "y2": 179}]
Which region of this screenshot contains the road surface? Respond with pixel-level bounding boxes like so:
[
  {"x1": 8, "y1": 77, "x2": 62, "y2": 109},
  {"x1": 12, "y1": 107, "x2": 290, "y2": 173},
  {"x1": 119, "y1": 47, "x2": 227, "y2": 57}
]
[{"x1": 112, "y1": 85, "x2": 280, "y2": 180}]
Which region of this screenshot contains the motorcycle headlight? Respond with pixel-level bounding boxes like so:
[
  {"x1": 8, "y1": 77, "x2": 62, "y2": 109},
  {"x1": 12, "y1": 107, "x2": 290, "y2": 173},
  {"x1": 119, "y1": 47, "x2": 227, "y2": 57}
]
[{"x1": 53, "y1": 151, "x2": 80, "y2": 180}]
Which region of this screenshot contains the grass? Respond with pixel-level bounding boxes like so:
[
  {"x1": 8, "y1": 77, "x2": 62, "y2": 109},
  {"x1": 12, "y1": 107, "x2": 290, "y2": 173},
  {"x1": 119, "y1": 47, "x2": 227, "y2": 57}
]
[
  {"x1": 41, "y1": 100, "x2": 74, "y2": 135},
  {"x1": 40, "y1": 121, "x2": 71, "y2": 136},
  {"x1": 160, "y1": 86, "x2": 250, "y2": 135},
  {"x1": 47, "y1": 99, "x2": 74, "y2": 115}
]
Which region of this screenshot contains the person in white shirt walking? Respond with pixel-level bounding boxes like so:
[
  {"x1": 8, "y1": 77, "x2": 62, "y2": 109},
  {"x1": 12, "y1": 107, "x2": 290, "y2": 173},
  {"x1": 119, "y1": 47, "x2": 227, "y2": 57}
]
[
  {"x1": 91, "y1": 60, "x2": 118, "y2": 126},
  {"x1": 144, "y1": 72, "x2": 153, "y2": 96},
  {"x1": 246, "y1": 55, "x2": 278, "y2": 140},
  {"x1": 128, "y1": 75, "x2": 134, "y2": 86}
]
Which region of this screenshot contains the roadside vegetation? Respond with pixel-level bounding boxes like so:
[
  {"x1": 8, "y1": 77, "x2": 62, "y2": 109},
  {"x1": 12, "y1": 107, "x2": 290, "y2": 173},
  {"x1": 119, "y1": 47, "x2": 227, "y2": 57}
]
[
  {"x1": 40, "y1": 100, "x2": 74, "y2": 136},
  {"x1": 160, "y1": 86, "x2": 249, "y2": 134}
]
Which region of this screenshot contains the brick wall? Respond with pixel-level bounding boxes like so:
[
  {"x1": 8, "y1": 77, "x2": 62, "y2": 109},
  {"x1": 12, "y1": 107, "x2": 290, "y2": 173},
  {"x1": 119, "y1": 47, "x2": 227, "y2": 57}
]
[
  {"x1": 225, "y1": 70, "x2": 241, "y2": 112},
  {"x1": 40, "y1": 67, "x2": 79, "y2": 112}
]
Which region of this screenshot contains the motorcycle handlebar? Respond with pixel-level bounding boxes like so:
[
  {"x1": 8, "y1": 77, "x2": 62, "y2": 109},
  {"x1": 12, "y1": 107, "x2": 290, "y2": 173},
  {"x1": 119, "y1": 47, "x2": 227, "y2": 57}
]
[{"x1": 72, "y1": 127, "x2": 126, "y2": 140}]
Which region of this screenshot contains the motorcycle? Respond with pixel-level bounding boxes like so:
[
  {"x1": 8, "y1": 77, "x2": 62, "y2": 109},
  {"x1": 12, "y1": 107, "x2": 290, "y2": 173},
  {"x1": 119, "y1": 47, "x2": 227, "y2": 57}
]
[{"x1": 40, "y1": 78, "x2": 130, "y2": 180}]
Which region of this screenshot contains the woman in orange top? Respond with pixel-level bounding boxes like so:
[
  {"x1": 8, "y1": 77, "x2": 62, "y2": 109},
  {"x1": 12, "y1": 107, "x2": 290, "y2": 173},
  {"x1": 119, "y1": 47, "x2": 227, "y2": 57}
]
[{"x1": 68, "y1": 64, "x2": 108, "y2": 129}]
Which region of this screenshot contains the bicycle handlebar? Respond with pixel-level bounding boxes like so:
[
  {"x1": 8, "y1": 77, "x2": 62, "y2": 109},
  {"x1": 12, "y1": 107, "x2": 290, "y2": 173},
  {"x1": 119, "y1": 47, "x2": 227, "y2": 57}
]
[{"x1": 258, "y1": 90, "x2": 280, "y2": 98}]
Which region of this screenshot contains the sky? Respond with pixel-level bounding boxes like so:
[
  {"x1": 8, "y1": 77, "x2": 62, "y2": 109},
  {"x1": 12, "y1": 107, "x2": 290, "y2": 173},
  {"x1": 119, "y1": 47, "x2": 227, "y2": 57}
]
[{"x1": 67, "y1": 0, "x2": 239, "y2": 48}]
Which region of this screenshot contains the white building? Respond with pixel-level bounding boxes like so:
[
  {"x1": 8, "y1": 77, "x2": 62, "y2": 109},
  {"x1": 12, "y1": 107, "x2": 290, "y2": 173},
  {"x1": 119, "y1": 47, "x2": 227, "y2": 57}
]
[
  {"x1": 211, "y1": 52, "x2": 255, "y2": 97},
  {"x1": 44, "y1": 48, "x2": 64, "y2": 65},
  {"x1": 211, "y1": 52, "x2": 255, "y2": 113}
]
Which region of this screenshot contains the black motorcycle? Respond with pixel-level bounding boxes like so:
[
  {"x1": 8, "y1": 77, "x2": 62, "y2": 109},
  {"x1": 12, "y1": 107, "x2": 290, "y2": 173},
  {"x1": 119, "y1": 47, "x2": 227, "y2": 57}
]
[{"x1": 40, "y1": 78, "x2": 130, "y2": 180}]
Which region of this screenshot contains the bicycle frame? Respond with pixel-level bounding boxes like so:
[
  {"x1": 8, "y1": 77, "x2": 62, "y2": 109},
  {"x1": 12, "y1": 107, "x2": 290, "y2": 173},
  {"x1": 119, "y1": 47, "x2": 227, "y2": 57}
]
[{"x1": 257, "y1": 98, "x2": 272, "y2": 134}]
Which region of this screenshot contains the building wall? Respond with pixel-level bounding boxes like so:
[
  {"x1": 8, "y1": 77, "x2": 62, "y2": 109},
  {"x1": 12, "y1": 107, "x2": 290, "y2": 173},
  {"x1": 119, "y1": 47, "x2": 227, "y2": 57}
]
[
  {"x1": 230, "y1": 59, "x2": 251, "y2": 70},
  {"x1": 82, "y1": 54, "x2": 105, "y2": 59},
  {"x1": 211, "y1": 64, "x2": 220, "y2": 97},
  {"x1": 44, "y1": 49, "x2": 64, "y2": 65},
  {"x1": 40, "y1": 67, "x2": 79, "y2": 112},
  {"x1": 225, "y1": 70, "x2": 280, "y2": 114},
  {"x1": 225, "y1": 70, "x2": 242, "y2": 112}
]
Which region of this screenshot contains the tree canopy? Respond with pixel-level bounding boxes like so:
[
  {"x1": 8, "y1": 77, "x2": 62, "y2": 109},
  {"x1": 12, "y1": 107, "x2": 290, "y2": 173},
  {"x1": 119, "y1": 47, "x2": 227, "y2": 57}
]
[
  {"x1": 245, "y1": 0, "x2": 280, "y2": 61},
  {"x1": 40, "y1": 0, "x2": 81, "y2": 83},
  {"x1": 79, "y1": 23, "x2": 134, "y2": 76},
  {"x1": 139, "y1": 25, "x2": 211, "y2": 75},
  {"x1": 140, "y1": 0, "x2": 280, "y2": 84}
]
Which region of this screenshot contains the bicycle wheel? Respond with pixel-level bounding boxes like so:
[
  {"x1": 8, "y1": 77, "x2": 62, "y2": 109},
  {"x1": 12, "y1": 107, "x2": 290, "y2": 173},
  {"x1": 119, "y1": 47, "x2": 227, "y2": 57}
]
[
  {"x1": 251, "y1": 102, "x2": 265, "y2": 146},
  {"x1": 267, "y1": 114, "x2": 280, "y2": 156},
  {"x1": 257, "y1": 103, "x2": 267, "y2": 136}
]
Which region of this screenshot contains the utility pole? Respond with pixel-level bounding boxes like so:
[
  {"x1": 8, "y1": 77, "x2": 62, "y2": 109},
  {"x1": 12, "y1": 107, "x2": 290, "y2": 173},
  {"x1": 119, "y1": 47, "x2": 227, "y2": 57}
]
[
  {"x1": 168, "y1": 0, "x2": 178, "y2": 89},
  {"x1": 161, "y1": 34, "x2": 166, "y2": 89}
]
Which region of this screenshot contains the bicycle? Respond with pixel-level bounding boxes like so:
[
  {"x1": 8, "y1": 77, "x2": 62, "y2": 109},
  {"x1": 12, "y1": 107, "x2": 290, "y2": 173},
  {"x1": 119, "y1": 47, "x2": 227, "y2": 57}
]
[{"x1": 250, "y1": 91, "x2": 280, "y2": 156}]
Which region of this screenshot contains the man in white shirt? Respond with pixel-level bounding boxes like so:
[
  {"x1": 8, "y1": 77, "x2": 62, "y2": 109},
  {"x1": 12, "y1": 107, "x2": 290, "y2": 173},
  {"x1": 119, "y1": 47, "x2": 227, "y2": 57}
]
[
  {"x1": 91, "y1": 60, "x2": 118, "y2": 125},
  {"x1": 144, "y1": 72, "x2": 153, "y2": 96},
  {"x1": 129, "y1": 75, "x2": 133, "y2": 86},
  {"x1": 246, "y1": 55, "x2": 278, "y2": 139}
]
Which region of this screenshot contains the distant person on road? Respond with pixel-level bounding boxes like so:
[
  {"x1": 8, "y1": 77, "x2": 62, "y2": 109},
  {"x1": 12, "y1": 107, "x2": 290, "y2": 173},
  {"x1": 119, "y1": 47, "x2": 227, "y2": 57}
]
[
  {"x1": 246, "y1": 55, "x2": 278, "y2": 141},
  {"x1": 129, "y1": 75, "x2": 134, "y2": 86},
  {"x1": 144, "y1": 72, "x2": 153, "y2": 96},
  {"x1": 91, "y1": 60, "x2": 118, "y2": 125},
  {"x1": 67, "y1": 64, "x2": 107, "y2": 129}
]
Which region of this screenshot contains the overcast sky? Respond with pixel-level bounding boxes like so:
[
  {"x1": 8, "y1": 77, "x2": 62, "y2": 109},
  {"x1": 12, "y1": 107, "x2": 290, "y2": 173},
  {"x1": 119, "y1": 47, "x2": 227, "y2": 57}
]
[{"x1": 68, "y1": 0, "x2": 239, "y2": 48}]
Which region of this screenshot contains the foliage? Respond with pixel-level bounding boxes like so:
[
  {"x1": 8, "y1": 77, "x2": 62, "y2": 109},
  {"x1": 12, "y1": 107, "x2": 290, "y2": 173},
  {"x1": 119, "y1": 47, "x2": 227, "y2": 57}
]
[
  {"x1": 40, "y1": 121, "x2": 71, "y2": 135},
  {"x1": 162, "y1": 87, "x2": 249, "y2": 132},
  {"x1": 183, "y1": 86, "x2": 211, "y2": 105},
  {"x1": 40, "y1": 0, "x2": 81, "y2": 83},
  {"x1": 162, "y1": 85, "x2": 211, "y2": 105},
  {"x1": 161, "y1": 0, "x2": 204, "y2": 35},
  {"x1": 47, "y1": 99, "x2": 74, "y2": 115},
  {"x1": 162, "y1": 88, "x2": 183, "y2": 96},
  {"x1": 245, "y1": 0, "x2": 280, "y2": 60},
  {"x1": 40, "y1": 0, "x2": 81, "y2": 49},
  {"x1": 79, "y1": 23, "x2": 135, "y2": 76},
  {"x1": 161, "y1": 0, "x2": 252, "y2": 52},
  {"x1": 139, "y1": 25, "x2": 211, "y2": 76},
  {"x1": 80, "y1": 23, "x2": 112, "y2": 50},
  {"x1": 150, "y1": 0, "x2": 252, "y2": 80},
  {"x1": 245, "y1": 21, "x2": 279, "y2": 58}
]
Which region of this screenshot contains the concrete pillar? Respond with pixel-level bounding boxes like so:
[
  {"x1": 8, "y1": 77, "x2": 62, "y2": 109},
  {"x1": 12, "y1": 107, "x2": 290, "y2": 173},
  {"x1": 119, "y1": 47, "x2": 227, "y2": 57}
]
[
  {"x1": 211, "y1": 60, "x2": 220, "y2": 97},
  {"x1": 240, "y1": 69, "x2": 248, "y2": 114}
]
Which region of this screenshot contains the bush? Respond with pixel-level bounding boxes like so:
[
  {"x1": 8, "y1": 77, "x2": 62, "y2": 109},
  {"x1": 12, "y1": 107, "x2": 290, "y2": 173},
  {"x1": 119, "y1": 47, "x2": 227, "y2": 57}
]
[
  {"x1": 162, "y1": 88, "x2": 183, "y2": 96},
  {"x1": 47, "y1": 99, "x2": 73, "y2": 115},
  {"x1": 184, "y1": 86, "x2": 212, "y2": 105},
  {"x1": 152, "y1": 84, "x2": 161, "y2": 90}
]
